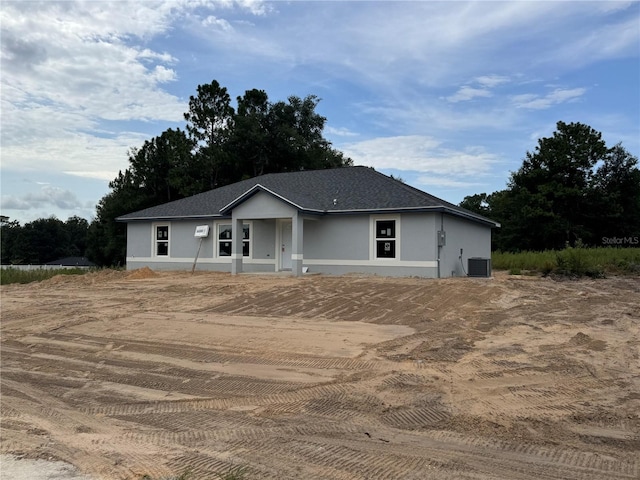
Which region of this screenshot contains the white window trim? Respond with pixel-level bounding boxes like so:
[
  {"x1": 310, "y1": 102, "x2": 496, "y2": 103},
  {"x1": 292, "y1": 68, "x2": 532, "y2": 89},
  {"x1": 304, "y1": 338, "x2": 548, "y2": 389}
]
[
  {"x1": 370, "y1": 215, "x2": 401, "y2": 261},
  {"x1": 214, "y1": 220, "x2": 253, "y2": 259},
  {"x1": 152, "y1": 223, "x2": 170, "y2": 258}
]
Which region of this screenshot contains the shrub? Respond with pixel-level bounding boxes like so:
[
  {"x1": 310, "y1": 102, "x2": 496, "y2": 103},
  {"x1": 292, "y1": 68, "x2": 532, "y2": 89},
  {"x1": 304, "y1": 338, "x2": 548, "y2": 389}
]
[{"x1": 492, "y1": 246, "x2": 639, "y2": 278}]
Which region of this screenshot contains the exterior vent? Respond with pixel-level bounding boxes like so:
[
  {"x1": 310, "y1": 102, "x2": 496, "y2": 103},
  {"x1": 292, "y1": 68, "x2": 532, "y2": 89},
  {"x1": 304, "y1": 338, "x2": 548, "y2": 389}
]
[{"x1": 468, "y1": 257, "x2": 491, "y2": 277}]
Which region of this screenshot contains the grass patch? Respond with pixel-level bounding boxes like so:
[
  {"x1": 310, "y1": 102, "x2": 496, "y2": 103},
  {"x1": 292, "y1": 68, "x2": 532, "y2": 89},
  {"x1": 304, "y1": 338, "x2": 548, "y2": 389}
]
[
  {"x1": 493, "y1": 247, "x2": 640, "y2": 278},
  {"x1": 0, "y1": 267, "x2": 89, "y2": 285}
]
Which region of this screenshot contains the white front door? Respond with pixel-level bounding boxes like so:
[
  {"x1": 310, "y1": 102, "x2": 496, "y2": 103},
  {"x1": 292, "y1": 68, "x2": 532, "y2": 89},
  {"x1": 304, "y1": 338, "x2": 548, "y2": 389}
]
[{"x1": 279, "y1": 220, "x2": 292, "y2": 270}]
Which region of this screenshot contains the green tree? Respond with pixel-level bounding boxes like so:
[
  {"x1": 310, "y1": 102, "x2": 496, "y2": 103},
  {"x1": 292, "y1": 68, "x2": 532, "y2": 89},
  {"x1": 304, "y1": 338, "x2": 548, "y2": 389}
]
[
  {"x1": 587, "y1": 144, "x2": 640, "y2": 244},
  {"x1": 460, "y1": 122, "x2": 639, "y2": 252},
  {"x1": 265, "y1": 95, "x2": 351, "y2": 173},
  {"x1": 0, "y1": 219, "x2": 23, "y2": 264},
  {"x1": 129, "y1": 128, "x2": 195, "y2": 201},
  {"x1": 20, "y1": 217, "x2": 70, "y2": 264},
  {"x1": 459, "y1": 193, "x2": 490, "y2": 217},
  {"x1": 231, "y1": 92, "x2": 351, "y2": 178},
  {"x1": 87, "y1": 130, "x2": 195, "y2": 266},
  {"x1": 508, "y1": 121, "x2": 608, "y2": 249},
  {"x1": 65, "y1": 216, "x2": 89, "y2": 257},
  {"x1": 87, "y1": 170, "x2": 146, "y2": 266},
  {"x1": 232, "y1": 89, "x2": 270, "y2": 178},
  {"x1": 184, "y1": 80, "x2": 235, "y2": 189},
  {"x1": 1, "y1": 217, "x2": 90, "y2": 264}
]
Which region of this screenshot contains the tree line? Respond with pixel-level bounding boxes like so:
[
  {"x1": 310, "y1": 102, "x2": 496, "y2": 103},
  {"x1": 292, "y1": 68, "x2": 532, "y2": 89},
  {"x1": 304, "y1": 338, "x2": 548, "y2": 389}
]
[
  {"x1": 1, "y1": 216, "x2": 89, "y2": 265},
  {"x1": 460, "y1": 121, "x2": 640, "y2": 252}
]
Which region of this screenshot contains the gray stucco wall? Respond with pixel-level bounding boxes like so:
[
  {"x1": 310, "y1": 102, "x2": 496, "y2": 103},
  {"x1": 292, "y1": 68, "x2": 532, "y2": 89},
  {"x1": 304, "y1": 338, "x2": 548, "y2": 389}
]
[
  {"x1": 233, "y1": 191, "x2": 297, "y2": 219},
  {"x1": 125, "y1": 210, "x2": 493, "y2": 278},
  {"x1": 400, "y1": 213, "x2": 438, "y2": 262},
  {"x1": 251, "y1": 219, "x2": 276, "y2": 260},
  {"x1": 439, "y1": 214, "x2": 492, "y2": 277},
  {"x1": 304, "y1": 216, "x2": 370, "y2": 260},
  {"x1": 127, "y1": 222, "x2": 152, "y2": 258},
  {"x1": 170, "y1": 220, "x2": 215, "y2": 258}
]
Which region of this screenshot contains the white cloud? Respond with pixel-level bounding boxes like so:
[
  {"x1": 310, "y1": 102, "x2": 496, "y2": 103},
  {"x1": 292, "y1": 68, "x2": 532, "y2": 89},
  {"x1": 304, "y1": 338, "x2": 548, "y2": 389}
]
[
  {"x1": 1, "y1": 186, "x2": 91, "y2": 212},
  {"x1": 202, "y1": 15, "x2": 234, "y2": 31},
  {"x1": 153, "y1": 65, "x2": 178, "y2": 83},
  {"x1": 446, "y1": 86, "x2": 492, "y2": 103},
  {"x1": 355, "y1": 99, "x2": 519, "y2": 135},
  {"x1": 192, "y1": 1, "x2": 637, "y2": 97},
  {"x1": 475, "y1": 75, "x2": 510, "y2": 88},
  {"x1": 342, "y1": 136, "x2": 499, "y2": 177},
  {"x1": 0, "y1": 1, "x2": 189, "y2": 181},
  {"x1": 546, "y1": 15, "x2": 639, "y2": 67},
  {"x1": 513, "y1": 87, "x2": 587, "y2": 110},
  {"x1": 415, "y1": 176, "x2": 485, "y2": 189},
  {"x1": 444, "y1": 74, "x2": 510, "y2": 103},
  {"x1": 138, "y1": 49, "x2": 177, "y2": 64},
  {"x1": 207, "y1": 0, "x2": 271, "y2": 16},
  {"x1": 325, "y1": 126, "x2": 359, "y2": 137}
]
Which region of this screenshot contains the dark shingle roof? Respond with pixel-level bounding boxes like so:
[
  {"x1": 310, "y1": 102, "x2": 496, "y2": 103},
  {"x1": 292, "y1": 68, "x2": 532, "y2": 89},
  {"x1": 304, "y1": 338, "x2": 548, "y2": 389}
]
[
  {"x1": 45, "y1": 257, "x2": 96, "y2": 267},
  {"x1": 117, "y1": 166, "x2": 499, "y2": 227}
]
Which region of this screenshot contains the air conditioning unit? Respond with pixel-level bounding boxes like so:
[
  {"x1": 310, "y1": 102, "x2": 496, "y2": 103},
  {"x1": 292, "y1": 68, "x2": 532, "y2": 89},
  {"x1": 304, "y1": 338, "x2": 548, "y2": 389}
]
[{"x1": 468, "y1": 257, "x2": 491, "y2": 277}]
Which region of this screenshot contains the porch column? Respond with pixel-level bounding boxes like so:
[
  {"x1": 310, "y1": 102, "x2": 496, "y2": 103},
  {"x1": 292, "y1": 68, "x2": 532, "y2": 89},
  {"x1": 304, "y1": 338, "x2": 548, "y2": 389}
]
[
  {"x1": 292, "y1": 212, "x2": 304, "y2": 276},
  {"x1": 231, "y1": 217, "x2": 243, "y2": 275}
]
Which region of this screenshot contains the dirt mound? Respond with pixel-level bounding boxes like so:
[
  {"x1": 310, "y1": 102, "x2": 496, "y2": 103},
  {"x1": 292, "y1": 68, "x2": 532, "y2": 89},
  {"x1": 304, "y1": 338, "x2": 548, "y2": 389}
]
[
  {"x1": 42, "y1": 274, "x2": 76, "y2": 286},
  {"x1": 126, "y1": 267, "x2": 159, "y2": 280},
  {"x1": 86, "y1": 269, "x2": 128, "y2": 282},
  {"x1": 568, "y1": 332, "x2": 607, "y2": 351},
  {"x1": 569, "y1": 332, "x2": 592, "y2": 346},
  {"x1": 38, "y1": 269, "x2": 125, "y2": 287}
]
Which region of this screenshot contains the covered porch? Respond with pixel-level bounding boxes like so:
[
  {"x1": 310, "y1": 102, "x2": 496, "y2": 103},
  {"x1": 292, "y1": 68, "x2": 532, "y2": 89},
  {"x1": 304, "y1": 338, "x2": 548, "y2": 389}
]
[{"x1": 224, "y1": 188, "x2": 307, "y2": 277}]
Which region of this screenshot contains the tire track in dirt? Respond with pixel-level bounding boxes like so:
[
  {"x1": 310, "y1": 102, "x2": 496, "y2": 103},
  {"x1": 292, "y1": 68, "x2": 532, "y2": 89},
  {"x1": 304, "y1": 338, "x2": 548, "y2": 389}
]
[
  {"x1": 2, "y1": 345, "x2": 310, "y2": 401},
  {"x1": 245, "y1": 438, "x2": 435, "y2": 480},
  {"x1": 26, "y1": 332, "x2": 377, "y2": 370},
  {"x1": 83, "y1": 382, "x2": 353, "y2": 416},
  {"x1": 0, "y1": 378, "x2": 174, "y2": 479},
  {"x1": 204, "y1": 277, "x2": 496, "y2": 325},
  {"x1": 119, "y1": 422, "x2": 365, "y2": 448},
  {"x1": 424, "y1": 430, "x2": 638, "y2": 478},
  {"x1": 381, "y1": 406, "x2": 450, "y2": 429}
]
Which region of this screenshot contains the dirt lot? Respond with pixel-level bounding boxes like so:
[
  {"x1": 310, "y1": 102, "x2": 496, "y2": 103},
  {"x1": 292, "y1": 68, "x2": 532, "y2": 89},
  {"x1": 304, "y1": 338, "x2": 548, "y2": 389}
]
[{"x1": 1, "y1": 269, "x2": 638, "y2": 479}]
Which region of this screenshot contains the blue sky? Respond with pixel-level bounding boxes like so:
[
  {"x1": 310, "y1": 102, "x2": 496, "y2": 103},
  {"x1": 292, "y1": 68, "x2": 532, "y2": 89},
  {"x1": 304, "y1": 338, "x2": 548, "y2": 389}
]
[{"x1": 1, "y1": 1, "x2": 639, "y2": 224}]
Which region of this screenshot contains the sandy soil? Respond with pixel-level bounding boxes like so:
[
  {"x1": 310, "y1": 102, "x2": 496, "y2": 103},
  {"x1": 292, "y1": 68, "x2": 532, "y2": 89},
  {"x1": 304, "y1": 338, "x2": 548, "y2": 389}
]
[{"x1": 1, "y1": 269, "x2": 638, "y2": 479}]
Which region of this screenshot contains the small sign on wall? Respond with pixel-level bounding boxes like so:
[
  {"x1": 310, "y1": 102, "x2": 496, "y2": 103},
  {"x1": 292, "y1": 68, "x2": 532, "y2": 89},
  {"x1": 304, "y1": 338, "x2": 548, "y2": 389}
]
[{"x1": 194, "y1": 225, "x2": 210, "y2": 238}]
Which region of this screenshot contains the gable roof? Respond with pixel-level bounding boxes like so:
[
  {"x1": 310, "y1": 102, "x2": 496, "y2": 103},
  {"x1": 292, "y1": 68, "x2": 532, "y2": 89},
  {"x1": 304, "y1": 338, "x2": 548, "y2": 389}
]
[{"x1": 117, "y1": 166, "x2": 499, "y2": 227}]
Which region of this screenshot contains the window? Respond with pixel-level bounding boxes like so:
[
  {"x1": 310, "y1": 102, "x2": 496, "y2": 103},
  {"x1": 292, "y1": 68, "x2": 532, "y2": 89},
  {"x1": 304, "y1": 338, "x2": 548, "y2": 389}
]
[
  {"x1": 372, "y1": 217, "x2": 399, "y2": 260},
  {"x1": 217, "y1": 222, "x2": 251, "y2": 257},
  {"x1": 155, "y1": 225, "x2": 169, "y2": 256}
]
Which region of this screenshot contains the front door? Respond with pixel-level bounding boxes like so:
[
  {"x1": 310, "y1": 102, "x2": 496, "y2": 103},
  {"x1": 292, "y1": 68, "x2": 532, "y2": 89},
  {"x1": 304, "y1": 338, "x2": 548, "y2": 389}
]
[{"x1": 279, "y1": 220, "x2": 292, "y2": 270}]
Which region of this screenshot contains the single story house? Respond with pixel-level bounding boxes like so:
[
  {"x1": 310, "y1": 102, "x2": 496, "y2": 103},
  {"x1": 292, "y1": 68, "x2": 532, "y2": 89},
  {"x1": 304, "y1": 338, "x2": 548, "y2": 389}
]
[{"x1": 117, "y1": 167, "x2": 499, "y2": 277}]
